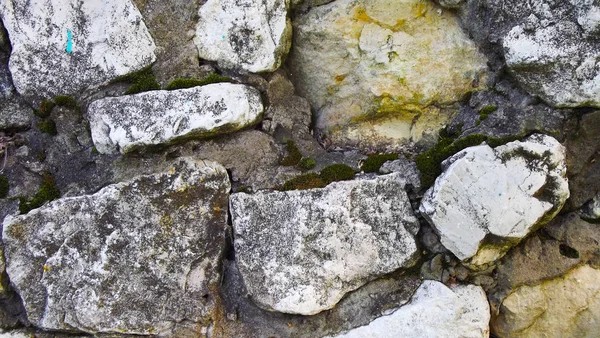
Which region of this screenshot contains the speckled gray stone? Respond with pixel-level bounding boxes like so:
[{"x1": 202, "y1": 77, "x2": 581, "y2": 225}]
[{"x1": 2, "y1": 158, "x2": 230, "y2": 335}]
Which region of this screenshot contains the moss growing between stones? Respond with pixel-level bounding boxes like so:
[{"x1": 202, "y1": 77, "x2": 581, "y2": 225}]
[
  {"x1": 416, "y1": 133, "x2": 489, "y2": 189},
  {"x1": 18, "y1": 171, "x2": 61, "y2": 214},
  {"x1": 282, "y1": 164, "x2": 356, "y2": 190},
  {"x1": 53, "y1": 95, "x2": 78, "y2": 109},
  {"x1": 36, "y1": 100, "x2": 55, "y2": 118},
  {"x1": 281, "y1": 140, "x2": 303, "y2": 166},
  {"x1": 116, "y1": 66, "x2": 161, "y2": 95},
  {"x1": 320, "y1": 164, "x2": 355, "y2": 184},
  {"x1": 361, "y1": 153, "x2": 399, "y2": 173},
  {"x1": 0, "y1": 175, "x2": 8, "y2": 198},
  {"x1": 164, "y1": 73, "x2": 231, "y2": 90},
  {"x1": 299, "y1": 157, "x2": 316, "y2": 171},
  {"x1": 479, "y1": 105, "x2": 497, "y2": 117},
  {"x1": 38, "y1": 119, "x2": 57, "y2": 136},
  {"x1": 282, "y1": 173, "x2": 326, "y2": 191},
  {"x1": 416, "y1": 133, "x2": 524, "y2": 189}
]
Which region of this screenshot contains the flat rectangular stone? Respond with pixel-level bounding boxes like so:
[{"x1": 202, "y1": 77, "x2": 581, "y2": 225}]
[{"x1": 89, "y1": 83, "x2": 263, "y2": 154}]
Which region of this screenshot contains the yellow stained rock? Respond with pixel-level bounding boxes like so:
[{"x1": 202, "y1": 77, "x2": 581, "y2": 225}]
[{"x1": 290, "y1": 0, "x2": 488, "y2": 149}]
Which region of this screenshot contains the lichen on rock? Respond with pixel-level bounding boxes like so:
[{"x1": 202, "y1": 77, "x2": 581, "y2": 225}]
[
  {"x1": 289, "y1": 0, "x2": 488, "y2": 149},
  {"x1": 2, "y1": 158, "x2": 230, "y2": 335},
  {"x1": 0, "y1": 0, "x2": 157, "y2": 104},
  {"x1": 230, "y1": 172, "x2": 419, "y2": 315},
  {"x1": 88, "y1": 83, "x2": 264, "y2": 154},
  {"x1": 419, "y1": 134, "x2": 569, "y2": 267},
  {"x1": 194, "y1": 0, "x2": 292, "y2": 73}
]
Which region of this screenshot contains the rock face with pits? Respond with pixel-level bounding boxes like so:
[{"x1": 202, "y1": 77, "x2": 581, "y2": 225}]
[
  {"x1": 194, "y1": 0, "x2": 292, "y2": 73},
  {"x1": 420, "y1": 134, "x2": 569, "y2": 267},
  {"x1": 0, "y1": 0, "x2": 156, "y2": 103},
  {"x1": 2, "y1": 158, "x2": 230, "y2": 335},
  {"x1": 230, "y1": 172, "x2": 419, "y2": 315},
  {"x1": 88, "y1": 83, "x2": 263, "y2": 154},
  {"x1": 289, "y1": 0, "x2": 488, "y2": 149}
]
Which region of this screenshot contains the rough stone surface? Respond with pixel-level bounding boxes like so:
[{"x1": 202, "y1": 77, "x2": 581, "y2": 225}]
[
  {"x1": 88, "y1": 83, "x2": 263, "y2": 154},
  {"x1": 420, "y1": 134, "x2": 569, "y2": 267},
  {"x1": 0, "y1": 0, "x2": 157, "y2": 104},
  {"x1": 458, "y1": 0, "x2": 600, "y2": 108},
  {"x1": 447, "y1": 81, "x2": 568, "y2": 141},
  {"x1": 330, "y1": 280, "x2": 490, "y2": 338},
  {"x1": 132, "y1": 0, "x2": 207, "y2": 86},
  {"x1": 113, "y1": 130, "x2": 291, "y2": 192},
  {"x1": 493, "y1": 264, "x2": 600, "y2": 338},
  {"x1": 216, "y1": 259, "x2": 422, "y2": 338},
  {"x1": 564, "y1": 111, "x2": 600, "y2": 211},
  {"x1": 0, "y1": 45, "x2": 31, "y2": 130},
  {"x1": 378, "y1": 157, "x2": 421, "y2": 191},
  {"x1": 289, "y1": 0, "x2": 488, "y2": 149},
  {"x1": 488, "y1": 212, "x2": 600, "y2": 312},
  {"x1": 230, "y1": 173, "x2": 419, "y2": 315},
  {"x1": 194, "y1": 0, "x2": 292, "y2": 73},
  {"x1": 2, "y1": 158, "x2": 230, "y2": 335}
]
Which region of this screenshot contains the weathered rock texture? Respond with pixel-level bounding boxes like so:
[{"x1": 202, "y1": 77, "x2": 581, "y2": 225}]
[
  {"x1": 132, "y1": 0, "x2": 206, "y2": 86},
  {"x1": 488, "y1": 212, "x2": 600, "y2": 311},
  {"x1": 420, "y1": 134, "x2": 569, "y2": 267},
  {"x1": 290, "y1": 0, "x2": 488, "y2": 149},
  {"x1": 2, "y1": 158, "x2": 230, "y2": 335},
  {"x1": 493, "y1": 265, "x2": 600, "y2": 338},
  {"x1": 230, "y1": 173, "x2": 419, "y2": 315},
  {"x1": 0, "y1": 0, "x2": 157, "y2": 103},
  {"x1": 88, "y1": 83, "x2": 263, "y2": 154},
  {"x1": 0, "y1": 58, "x2": 30, "y2": 130},
  {"x1": 217, "y1": 260, "x2": 422, "y2": 338},
  {"x1": 564, "y1": 111, "x2": 600, "y2": 211},
  {"x1": 194, "y1": 0, "x2": 292, "y2": 73},
  {"x1": 458, "y1": 0, "x2": 600, "y2": 108},
  {"x1": 331, "y1": 280, "x2": 490, "y2": 338}
]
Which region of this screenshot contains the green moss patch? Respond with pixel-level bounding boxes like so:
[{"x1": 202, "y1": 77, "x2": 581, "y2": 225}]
[
  {"x1": 165, "y1": 73, "x2": 231, "y2": 90},
  {"x1": 18, "y1": 171, "x2": 61, "y2": 214},
  {"x1": 282, "y1": 173, "x2": 327, "y2": 191},
  {"x1": 479, "y1": 105, "x2": 497, "y2": 116},
  {"x1": 320, "y1": 164, "x2": 355, "y2": 184},
  {"x1": 361, "y1": 153, "x2": 399, "y2": 173},
  {"x1": 0, "y1": 175, "x2": 8, "y2": 198},
  {"x1": 115, "y1": 66, "x2": 160, "y2": 95},
  {"x1": 416, "y1": 132, "x2": 521, "y2": 189},
  {"x1": 53, "y1": 95, "x2": 78, "y2": 109},
  {"x1": 36, "y1": 100, "x2": 55, "y2": 118},
  {"x1": 281, "y1": 164, "x2": 356, "y2": 191},
  {"x1": 38, "y1": 119, "x2": 57, "y2": 136},
  {"x1": 281, "y1": 140, "x2": 303, "y2": 166},
  {"x1": 299, "y1": 157, "x2": 316, "y2": 171}
]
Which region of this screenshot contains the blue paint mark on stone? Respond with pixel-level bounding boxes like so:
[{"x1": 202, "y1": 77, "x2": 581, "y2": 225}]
[
  {"x1": 66, "y1": 29, "x2": 73, "y2": 54},
  {"x1": 222, "y1": 35, "x2": 225, "y2": 39}
]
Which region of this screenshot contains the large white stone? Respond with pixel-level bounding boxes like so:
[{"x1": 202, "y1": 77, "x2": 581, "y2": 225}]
[
  {"x1": 88, "y1": 83, "x2": 263, "y2": 154},
  {"x1": 331, "y1": 280, "x2": 490, "y2": 338},
  {"x1": 230, "y1": 173, "x2": 419, "y2": 315},
  {"x1": 420, "y1": 134, "x2": 569, "y2": 267},
  {"x1": 501, "y1": 2, "x2": 600, "y2": 107},
  {"x1": 2, "y1": 158, "x2": 230, "y2": 334},
  {"x1": 493, "y1": 264, "x2": 600, "y2": 338},
  {"x1": 194, "y1": 0, "x2": 292, "y2": 73},
  {"x1": 0, "y1": 0, "x2": 156, "y2": 103},
  {"x1": 289, "y1": 0, "x2": 488, "y2": 149}
]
